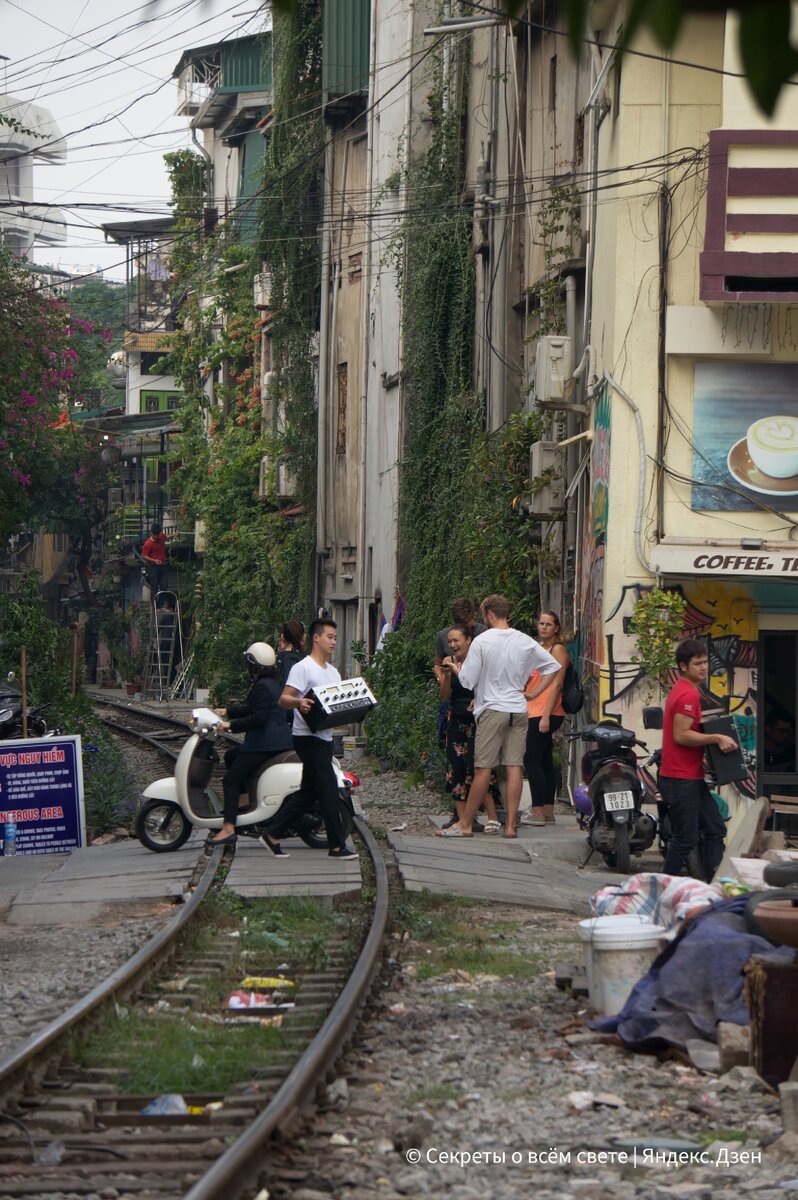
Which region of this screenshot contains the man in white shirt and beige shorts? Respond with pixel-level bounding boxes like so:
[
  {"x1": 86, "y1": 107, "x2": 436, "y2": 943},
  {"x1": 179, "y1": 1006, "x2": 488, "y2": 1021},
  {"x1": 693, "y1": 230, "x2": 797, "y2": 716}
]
[{"x1": 438, "y1": 594, "x2": 560, "y2": 839}]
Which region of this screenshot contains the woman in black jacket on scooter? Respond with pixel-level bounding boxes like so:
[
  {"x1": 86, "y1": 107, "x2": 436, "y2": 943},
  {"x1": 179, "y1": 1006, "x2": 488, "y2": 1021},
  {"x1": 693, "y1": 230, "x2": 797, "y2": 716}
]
[{"x1": 207, "y1": 642, "x2": 292, "y2": 846}]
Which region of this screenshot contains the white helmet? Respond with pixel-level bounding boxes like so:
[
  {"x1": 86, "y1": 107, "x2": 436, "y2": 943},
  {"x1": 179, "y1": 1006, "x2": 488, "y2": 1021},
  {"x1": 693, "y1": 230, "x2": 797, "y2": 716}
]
[{"x1": 244, "y1": 642, "x2": 276, "y2": 669}]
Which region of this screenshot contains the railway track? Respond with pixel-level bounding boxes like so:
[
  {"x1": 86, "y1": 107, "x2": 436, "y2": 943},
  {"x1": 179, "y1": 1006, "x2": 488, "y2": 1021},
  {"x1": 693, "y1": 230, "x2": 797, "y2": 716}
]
[
  {"x1": 90, "y1": 694, "x2": 229, "y2": 757},
  {"x1": 0, "y1": 704, "x2": 389, "y2": 1200}
]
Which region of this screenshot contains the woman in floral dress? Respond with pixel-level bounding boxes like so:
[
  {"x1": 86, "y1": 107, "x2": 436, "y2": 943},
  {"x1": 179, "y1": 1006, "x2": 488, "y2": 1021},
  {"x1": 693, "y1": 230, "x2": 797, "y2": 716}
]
[{"x1": 439, "y1": 624, "x2": 502, "y2": 833}]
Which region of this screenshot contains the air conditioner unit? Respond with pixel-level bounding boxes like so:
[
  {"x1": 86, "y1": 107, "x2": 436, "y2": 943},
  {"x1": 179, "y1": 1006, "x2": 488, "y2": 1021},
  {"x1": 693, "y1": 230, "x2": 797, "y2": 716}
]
[
  {"x1": 533, "y1": 335, "x2": 573, "y2": 410},
  {"x1": 258, "y1": 454, "x2": 271, "y2": 498},
  {"x1": 276, "y1": 462, "x2": 297, "y2": 501},
  {"x1": 526, "y1": 441, "x2": 566, "y2": 517},
  {"x1": 254, "y1": 270, "x2": 273, "y2": 309}
]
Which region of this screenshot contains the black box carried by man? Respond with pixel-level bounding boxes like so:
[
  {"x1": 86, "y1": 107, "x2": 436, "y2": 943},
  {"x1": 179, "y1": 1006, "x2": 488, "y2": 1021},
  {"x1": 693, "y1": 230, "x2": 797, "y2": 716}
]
[
  {"x1": 703, "y1": 714, "x2": 749, "y2": 785},
  {"x1": 303, "y1": 678, "x2": 376, "y2": 733}
]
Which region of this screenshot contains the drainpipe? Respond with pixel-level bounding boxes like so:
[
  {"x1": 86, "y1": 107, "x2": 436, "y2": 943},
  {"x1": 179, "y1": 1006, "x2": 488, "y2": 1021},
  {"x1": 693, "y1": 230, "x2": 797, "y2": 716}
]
[
  {"x1": 605, "y1": 372, "x2": 655, "y2": 578},
  {"x1": 326, "y1": 138, "x2": 351, "y2": 568},
  {"x1": 317, "y1": 139, "x2": 334, "y2": 561},
  {"x1": 563, "y1": 273, "x2": 579, "y2": 615}
]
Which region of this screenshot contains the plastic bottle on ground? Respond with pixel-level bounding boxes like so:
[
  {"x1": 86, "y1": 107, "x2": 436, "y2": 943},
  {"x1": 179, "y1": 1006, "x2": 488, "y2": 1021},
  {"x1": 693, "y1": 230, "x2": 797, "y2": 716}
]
[{"x1": 3, "y1": 821, "x2": 17, "y2": 857}]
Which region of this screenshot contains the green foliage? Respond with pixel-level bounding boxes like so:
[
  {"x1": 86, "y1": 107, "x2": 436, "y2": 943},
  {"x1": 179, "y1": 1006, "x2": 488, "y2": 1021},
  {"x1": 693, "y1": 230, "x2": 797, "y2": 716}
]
[
  {"x1": 0, "y1": 579, "x2": 137, "y2": 831},
  {"x1": 396, "y1": 45, "x2": 478, "y2": 651},
  {"x1": 527, "y1": 183, "x2": 582, "y2": 338},
  {"x1": 0, "y1": 246, "x2": 119, "y2": 552},
  {"x1": 37, "y1": 423, "x2": 115, "y2": 540},
  {"x1": 372, "y1": 43, "x2": 548, "y2": 770},
  {"x1": 76, "y1": 716, "x2": 139, "y2": 834},
  {"x1": 258, "y1": 0, "x2": 324, "y2": 586},
  {"x1": 459, "y1": 411, "x2": 548, "y2": 631},
  {"x1": 161, "y1": 14, "x2": 322, "y2": 694},
  {"x1": 629, "y1": 586, "x2": 688, "y2": 695},
  {"x1": 363, "y1": 631, "x2": 442, "y2": 773},
  {"x1": 67, "y1": 278, "x2": 127, "y2": 385},
  {"x1": 0, "y1": 570, "x2": 71, "y2": 708}
]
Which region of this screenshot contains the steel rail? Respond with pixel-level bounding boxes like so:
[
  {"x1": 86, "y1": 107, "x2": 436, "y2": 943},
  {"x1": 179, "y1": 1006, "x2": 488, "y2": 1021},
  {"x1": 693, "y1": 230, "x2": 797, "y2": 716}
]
[
  {"x1": 93, "y1": 695, "x2": 242, "y2": 754},
  {"x1": 182, "y1": 815, "x2": 389, "y2": 1200},
  {"x1": 100, "y1": 712, "x2": 190, "y2": 764},
  {"x1": 0, "y1": 844, "x2": 223, "y2": 1102}
]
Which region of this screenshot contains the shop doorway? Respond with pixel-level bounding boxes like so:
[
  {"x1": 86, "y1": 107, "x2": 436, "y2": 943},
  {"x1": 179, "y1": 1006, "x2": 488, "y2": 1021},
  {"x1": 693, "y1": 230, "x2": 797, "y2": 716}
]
[{"x1": 758, "y1": 630, "x2": 798, "y2": 799}]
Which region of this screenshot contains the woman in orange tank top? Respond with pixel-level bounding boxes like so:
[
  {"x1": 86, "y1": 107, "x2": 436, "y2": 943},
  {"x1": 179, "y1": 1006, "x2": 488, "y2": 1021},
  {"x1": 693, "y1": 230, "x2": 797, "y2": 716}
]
[{"x1": 521, "y1": 611, "x2": 569, "y2": 827}]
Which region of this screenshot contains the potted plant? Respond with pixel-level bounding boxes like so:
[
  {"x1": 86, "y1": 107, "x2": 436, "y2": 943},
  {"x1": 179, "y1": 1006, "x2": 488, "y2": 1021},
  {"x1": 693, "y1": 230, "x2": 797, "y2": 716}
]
[
  {"x1": 111, "y1": 647, "x2": 143, "y2": 695},
  {"x1": 629, "y1": 587, "x2": 687, "y2": 702}
]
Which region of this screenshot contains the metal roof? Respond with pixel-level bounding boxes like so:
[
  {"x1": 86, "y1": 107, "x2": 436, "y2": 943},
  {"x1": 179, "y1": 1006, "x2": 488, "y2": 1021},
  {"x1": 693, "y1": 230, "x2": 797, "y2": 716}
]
[
  {"x1": 172, "y1": 33, "x2": 264, "y2": 79},
  {"x1": 101, "y1": 217, "x2": 176, "y2": 244}
]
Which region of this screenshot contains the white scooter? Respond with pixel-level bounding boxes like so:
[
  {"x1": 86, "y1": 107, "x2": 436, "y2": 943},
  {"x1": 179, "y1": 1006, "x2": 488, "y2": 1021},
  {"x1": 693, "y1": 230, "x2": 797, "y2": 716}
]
[{"x1": 135, "y1": 709, "x2": 359, "y2": 853}]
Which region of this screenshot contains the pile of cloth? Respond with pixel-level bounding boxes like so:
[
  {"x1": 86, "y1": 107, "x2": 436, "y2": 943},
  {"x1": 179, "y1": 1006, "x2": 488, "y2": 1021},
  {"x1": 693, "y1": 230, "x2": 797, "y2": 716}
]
[
  {"x1": 588, "y1": 879, "x2": 793, "y2": 1049},
  {"x1": 590, "y1": 871, "x2": 722, "y2": 929}
]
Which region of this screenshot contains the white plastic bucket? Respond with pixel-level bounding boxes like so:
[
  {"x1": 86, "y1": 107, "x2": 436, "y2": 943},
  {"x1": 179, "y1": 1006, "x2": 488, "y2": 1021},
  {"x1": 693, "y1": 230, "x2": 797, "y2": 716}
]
[{"x1": 578, "y1": 915, "x2": 665, "y2": 1015}]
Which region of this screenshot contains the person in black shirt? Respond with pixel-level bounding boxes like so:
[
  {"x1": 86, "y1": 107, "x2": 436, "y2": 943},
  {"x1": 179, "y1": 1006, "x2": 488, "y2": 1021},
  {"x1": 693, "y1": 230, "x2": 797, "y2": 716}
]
[
  {"x1": 207, "y1": 642, "x2": 292, "y2": 845},
  {"x1": 764, "y1": 708, "x2": 796, "y2": 774},
  {"x1": 439, "y1": 624, "x2": 501, "y2": 834},
  {"x1": 276, "y1": 619, "x2": 306, "y2": 723}
]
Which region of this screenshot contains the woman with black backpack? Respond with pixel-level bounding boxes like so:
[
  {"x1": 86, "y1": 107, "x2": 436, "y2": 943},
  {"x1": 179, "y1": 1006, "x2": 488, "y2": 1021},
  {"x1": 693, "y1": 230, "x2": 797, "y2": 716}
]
[{"x1": 521, "y1": 611, "x2": 569, "y2": 827}]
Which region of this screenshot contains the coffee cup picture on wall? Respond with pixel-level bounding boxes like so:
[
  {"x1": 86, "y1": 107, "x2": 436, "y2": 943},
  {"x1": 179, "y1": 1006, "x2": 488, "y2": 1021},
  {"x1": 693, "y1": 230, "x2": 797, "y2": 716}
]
[{"x1": 728, "y1": 415, "x2": 798, "y2": 497}]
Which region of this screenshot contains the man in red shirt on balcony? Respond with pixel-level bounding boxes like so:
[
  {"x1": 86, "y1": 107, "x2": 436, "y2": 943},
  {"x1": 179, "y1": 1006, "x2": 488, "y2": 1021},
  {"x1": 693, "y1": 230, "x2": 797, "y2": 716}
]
[
  {"x1": 660, "y1": 637, "x2": 737, "y2": 881},
  {"x1": 141, "y1": 522, "x2": 168, "y2": 592}
]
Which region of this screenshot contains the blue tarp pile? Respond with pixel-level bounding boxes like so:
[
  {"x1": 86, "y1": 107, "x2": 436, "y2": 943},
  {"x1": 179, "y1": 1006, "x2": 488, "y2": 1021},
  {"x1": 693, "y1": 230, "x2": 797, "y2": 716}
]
[{"x1": 589, "y1": 895, "x2": 793, "y2": 1050}]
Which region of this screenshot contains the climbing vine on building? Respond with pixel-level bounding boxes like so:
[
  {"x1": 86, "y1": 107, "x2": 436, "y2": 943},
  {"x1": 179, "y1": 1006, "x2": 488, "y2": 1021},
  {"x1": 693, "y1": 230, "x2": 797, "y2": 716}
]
[
  {"x1": 257, "y1": 0, "x2": 325, "y2": 612},
  {"x1": 366, "y1": 40, "x2": 546, "y2": 768},
  {"x1": 162, "y1": 8, "x2": 323, "y2": 697},
  {"x1": 527, "y1": 182, "x2": 583, "y2": 337}
]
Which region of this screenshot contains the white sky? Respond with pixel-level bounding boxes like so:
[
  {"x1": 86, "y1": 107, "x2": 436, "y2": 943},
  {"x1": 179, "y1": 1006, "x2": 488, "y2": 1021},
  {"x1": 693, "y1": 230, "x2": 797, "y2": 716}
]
[{"x1": 1, "y1": 0, "x2": 267, "y2": 278}]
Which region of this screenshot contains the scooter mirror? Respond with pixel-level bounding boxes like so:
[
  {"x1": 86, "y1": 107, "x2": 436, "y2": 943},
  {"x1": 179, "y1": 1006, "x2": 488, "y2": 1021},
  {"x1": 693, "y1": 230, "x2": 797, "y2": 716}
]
[{"x1": 642, "y1": 706, "x2": 664, "y2": 730}]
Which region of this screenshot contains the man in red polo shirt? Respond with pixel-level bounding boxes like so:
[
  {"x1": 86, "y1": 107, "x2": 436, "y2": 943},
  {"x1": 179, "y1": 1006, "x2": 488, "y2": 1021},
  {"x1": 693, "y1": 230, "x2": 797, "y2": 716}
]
[
  {"x1": 141, "y1": 523, "x2": 168, "y2": 591},
  {"x1": 660, "y1": 637, "x2": 737, "y2": 880}
]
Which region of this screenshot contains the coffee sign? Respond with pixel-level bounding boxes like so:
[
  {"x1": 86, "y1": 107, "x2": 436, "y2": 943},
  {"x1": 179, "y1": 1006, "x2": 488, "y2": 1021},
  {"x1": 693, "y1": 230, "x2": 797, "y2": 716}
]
[{"x1": 652, "y1": 543, "x2": 798, "y2": 577}]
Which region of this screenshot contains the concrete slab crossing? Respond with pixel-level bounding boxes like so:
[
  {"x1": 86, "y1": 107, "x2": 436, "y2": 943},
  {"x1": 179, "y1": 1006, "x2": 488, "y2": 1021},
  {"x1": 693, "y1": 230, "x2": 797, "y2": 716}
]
[
  {"x1": 387, "y1": 830, "x2": 609, "y2": 914},
  {"x1": 3, "y1": 837, "x2": 205, "y2": 924},
  {"x1": 223, "y1": 838, "x2": 361, "y2": 901},
  {"x1": 1, "y1": 829, "x2": 361, "y2": 925}
]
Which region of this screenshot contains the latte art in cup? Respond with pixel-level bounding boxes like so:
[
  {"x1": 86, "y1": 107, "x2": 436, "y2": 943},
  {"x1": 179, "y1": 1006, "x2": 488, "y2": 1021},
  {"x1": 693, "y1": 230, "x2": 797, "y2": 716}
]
[{"x1": 746, "y1": 415, "x2": 798, "y2": 479}]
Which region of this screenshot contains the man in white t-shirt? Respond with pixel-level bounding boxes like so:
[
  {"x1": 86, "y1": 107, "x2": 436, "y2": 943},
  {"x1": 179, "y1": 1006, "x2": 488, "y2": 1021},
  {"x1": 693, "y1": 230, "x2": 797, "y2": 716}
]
[
  {"x1": 439, "y1": 594, "x2": 559, "y2": 839},
  {"x1": 265, "y1": 618, "x2": 355, "y2": 861}
]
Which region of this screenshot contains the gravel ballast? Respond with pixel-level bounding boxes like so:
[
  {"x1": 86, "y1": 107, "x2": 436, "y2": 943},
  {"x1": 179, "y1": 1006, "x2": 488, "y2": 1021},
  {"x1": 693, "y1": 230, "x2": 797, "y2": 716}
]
[{"x1": 2, "y1": 749, "x2": 794, "y2": 1199}]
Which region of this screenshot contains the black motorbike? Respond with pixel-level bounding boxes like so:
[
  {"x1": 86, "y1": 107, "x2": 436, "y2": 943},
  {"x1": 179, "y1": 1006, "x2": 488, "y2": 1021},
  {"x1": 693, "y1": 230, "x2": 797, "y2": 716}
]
[
  {"x1": 0, "y1": 675, "x2": 49, "y2": 740},
  {"x1": 569, "y1": 720, "x2": 657, "y2": 874}
]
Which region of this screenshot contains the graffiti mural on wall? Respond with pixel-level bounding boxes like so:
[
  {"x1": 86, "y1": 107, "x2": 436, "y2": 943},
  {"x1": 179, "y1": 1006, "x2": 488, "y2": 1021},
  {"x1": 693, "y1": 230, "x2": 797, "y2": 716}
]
[
  {"x1": 602, "y1": 580, "x2": 758, "y2": 797},
  {"x1": 579, "y1": 385, "x2": 611, "y2": 716}
]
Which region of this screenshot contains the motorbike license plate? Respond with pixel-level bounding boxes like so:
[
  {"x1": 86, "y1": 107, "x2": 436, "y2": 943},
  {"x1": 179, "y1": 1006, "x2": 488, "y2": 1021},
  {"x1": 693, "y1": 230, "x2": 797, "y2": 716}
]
[{"x1": 604, "y1": 790, "x2": 635, "y2": 812}]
